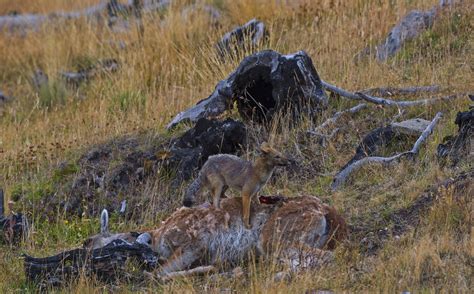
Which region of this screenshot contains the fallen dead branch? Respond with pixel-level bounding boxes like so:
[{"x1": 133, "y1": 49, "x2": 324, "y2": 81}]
[
  {"x1": 331, "y1": 112, "x2": 443, "y2": 190},
  {"x1": 355, "y1": 92, "x2": 463, "y2": 108},
  {"x1": 360, "y1": 85, "x2": 440, "y2": 97},
  {"x1": 308, "y1": 103, "x2": 367, "y2": 143},
  {"x1": 310, "y1": 103, "x2": 367, "y2": 133},
  {"x1": 321, "y1": 80, "x2": 465, "y2": 107},
  {"x1": 321, "y1": 80, "x2": 361, "y2": 100}
]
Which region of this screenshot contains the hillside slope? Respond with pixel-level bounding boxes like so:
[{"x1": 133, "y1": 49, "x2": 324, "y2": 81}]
[{"x1": 0, "y1": 0, "x2": 472, "y2": 292}]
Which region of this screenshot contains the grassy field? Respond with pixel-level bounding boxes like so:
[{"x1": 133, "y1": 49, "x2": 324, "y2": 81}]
[{"x1": 0, "y1": 0, "x2": 472, "y2": 292}]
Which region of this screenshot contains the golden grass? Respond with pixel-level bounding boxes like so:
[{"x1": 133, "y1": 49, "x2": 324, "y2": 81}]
[{"x1": 0, "y1": 0, "x2": 472, "y2": 292}]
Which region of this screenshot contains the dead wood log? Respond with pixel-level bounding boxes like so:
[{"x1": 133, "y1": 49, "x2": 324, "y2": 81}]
[
  {"x1": 216, "y1": 19, "x2": 267, "y2": 58},
  {"x1": 24, "y1": 239, "x2": 159, "y2": 287},
  {"x1": 331, "y1": 112, "x2": 443, "y2": 190},
  {"x1": 321, "y1": 80, "x2": 466, "y2": 107},
  {"x1": 167, "y1": 50, "x2": 328, "y2": 128}
]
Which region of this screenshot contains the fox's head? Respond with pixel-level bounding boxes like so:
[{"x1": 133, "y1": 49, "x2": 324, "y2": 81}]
[{"x1": 259, "y1": 142, "x2": 291, "y2": 166}]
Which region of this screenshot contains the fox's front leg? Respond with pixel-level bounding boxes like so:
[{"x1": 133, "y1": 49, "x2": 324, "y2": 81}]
[
  {"x1": 208, "y1": 177, "x2": 224, "y2": 208},
  {"x1": 241, "y1": 190, "x2": 252, "y2": 229}
]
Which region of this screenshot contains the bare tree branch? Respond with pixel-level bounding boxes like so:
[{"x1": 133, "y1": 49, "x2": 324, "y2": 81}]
[
  {"x1": 308, "y1": 103, "x2": 367, "y2": 144},
  {"x1": 314, "y1": 103, "x2": 367, "y2": 132},
  {"x1": 321, "y1": 80, "x2": 361, "y2": 100},
  {"x1": 360, "y1": 85, "x2": 440, "y2": 97},
  {"x1": 355, "y1": 92, "x2": 462, "y2": 107},
  {"x1": 321, "y1": 80, "x2": 465, "y2": 107},
  {"x1": 331, "y1": 112, "x2": 443, "y2": 190}
]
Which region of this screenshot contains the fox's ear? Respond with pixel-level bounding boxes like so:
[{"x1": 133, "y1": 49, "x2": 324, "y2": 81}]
[{"x1": 260, "y1": 142, "x2": 271, "y2": 154}]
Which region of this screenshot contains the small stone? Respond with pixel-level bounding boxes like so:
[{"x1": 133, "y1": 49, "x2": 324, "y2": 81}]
[{"x1": 392, "y1": 118, "x2": 431, "y2": 136}]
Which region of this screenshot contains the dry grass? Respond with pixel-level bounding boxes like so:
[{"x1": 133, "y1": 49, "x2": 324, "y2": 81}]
[{"x1": 0, "y1": 0, "x2": 472, "y2": 292}]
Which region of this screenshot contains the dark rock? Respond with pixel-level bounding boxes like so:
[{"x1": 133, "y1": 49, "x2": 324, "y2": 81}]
[
  {"x1": 391, "y1": 118, "x2": 431, "y2": 136},
  {"x1": 375, "y1": 9, "x2": 436, "y2": 61},
  {"x1": 167, "y1": 50, "x2": 328, "y2": 128},
  {"x1": 437, "y1": 108, "x2": 473, "y2": 166},
  {"x1": 339, "y1": 126, "x2": 397, "y2": 171},
  {"x1": 168, "y1": 118, "x2": 247, "y2": 183},
  {"x1": 216, "y1": 19, "x2": 267, "y2": 58}
]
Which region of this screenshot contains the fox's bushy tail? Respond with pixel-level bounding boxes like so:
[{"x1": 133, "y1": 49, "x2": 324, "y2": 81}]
[{"x1": 183, "y1": 176, "x2": 202, "y2": 207}]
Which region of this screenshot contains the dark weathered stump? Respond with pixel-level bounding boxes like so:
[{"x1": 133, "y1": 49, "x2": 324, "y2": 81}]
[
  {"x1": 437, "y1": 108, "x2": 473, "y2": 166},
  {"x1": 165, "y1": 118, "x2": 247, "y2": 183},
  {"x1": 0, "y1": 189, "x2": 28, "y2": 246},
  {"x1": 167, "y1": 50, "x2": 327, "y2": 128}
]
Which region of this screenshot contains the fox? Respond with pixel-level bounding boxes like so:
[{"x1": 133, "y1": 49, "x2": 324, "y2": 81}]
[{"x1": 182, "y1": 142, "x2": 291, "y2": 228}]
